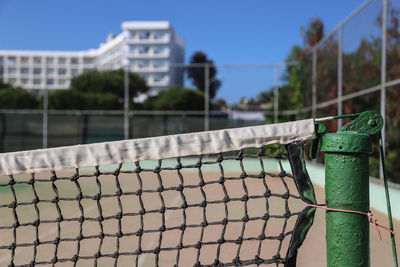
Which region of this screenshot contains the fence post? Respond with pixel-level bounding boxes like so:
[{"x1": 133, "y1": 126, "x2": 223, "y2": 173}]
[
  {"x1": 273, "y1": 64, "x2": 279, "y2": 123},
  {"x1": 321, "y1": 132, "x2": 371, "y2": 267},
  {"x1": 337, "y1": 24, "x2": 343, "y2": 129},
  {"x1": 380, "y1": 0, "x2": 388, "y2": 179},
  {"x1": 312, "y1": 47, "x2": 317, "y2": 118},
  {"x1": 204, "y1": 63, "x2": 210, "y2": 131},
  {"x1": 124, "y1": 65, "x2": 129, "y2": 140},
  {"x1": 42, "y1": 88, "x2": 48, "y2": 149}
]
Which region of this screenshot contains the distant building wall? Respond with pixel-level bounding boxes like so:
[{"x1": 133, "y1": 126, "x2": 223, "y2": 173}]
[
  {"x1": 230, "y1": 110, "x2": 265, "y2": 121},
  {"x1": 0, "y1": 21, "x2": 185, "y2": 95}
]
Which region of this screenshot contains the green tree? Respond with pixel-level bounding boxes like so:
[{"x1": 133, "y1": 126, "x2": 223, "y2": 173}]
[
  {"x1": 47, "y1": 69, "x2": 149, "y2": 110},
  {"x1": 48, "y1": 90, "x2": 121, "y2": 110},
  {"x1": 212, "y1": 98, "x2": 228, "y2": 110},
  {"x1": 187, "y1": 51, "x2": 221, "y2": 99},
  {"x1": 143, "y1": 86, "x2": 205, "y2": 111},
  {"x1": 0, "y1": 85, "x2": 39, "y2": 109},
  {"x1": 301, "y1": 17, "x2": 324, "y2": 48},
  {"x1": 259, "y1": 18, "x2": 323, "y2": 123},
  {"x1": 279, "y1": 9, "x2": 400, "y2": 183},
  {"x1": 70, "y1": 69, "x2": 149, "y2": 108}
]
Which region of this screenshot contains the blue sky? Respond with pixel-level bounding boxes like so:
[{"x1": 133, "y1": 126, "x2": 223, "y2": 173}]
[{"x1": 0, "y1": 0, "x2": 365, "y2": 103}]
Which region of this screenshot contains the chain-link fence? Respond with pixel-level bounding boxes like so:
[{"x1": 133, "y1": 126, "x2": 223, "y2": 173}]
[
  {"x1": 1, "y1": 63, "x2": 297, "y2": 153},
  {"x1": 0, "y1": 110, "x2": 266, "y2": 152},
  {"x1": 275, "y1": 0, "x2": 400, "y2": 182}
]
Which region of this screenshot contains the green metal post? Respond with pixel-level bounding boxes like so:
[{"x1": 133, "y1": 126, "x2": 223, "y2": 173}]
[{"x1": 321, "y1": 132, "x2": 372, "y2": 267}]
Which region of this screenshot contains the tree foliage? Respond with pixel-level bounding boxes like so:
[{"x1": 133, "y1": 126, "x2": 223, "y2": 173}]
[
  {"x1": 212, "y1": 98, "x2": 228, "y2": 110},
  {"x1": 187, "y1": 51, "x2": 221, "y2": 99},
  {"x1": 301, "y1": 17, "x2": 324, "y2": 47},
  {"x1": 1, "y1": 69, "x2": 149, "y2": 110},
  {"x1": 0, "y1": 83, "x2": 39, "y2": 109},
  {"x1": 70, "y1": 69, "x2": 149, "y2": 108},
  {"x1": 48, "y1": 90, "x2": 121, "y2": 110},
  {"x1": 142, "y1": 86, "x2": 205, "y2": 111},
  {"x1": 265, "y1": 9, "x2": 400, "y2": 183}
]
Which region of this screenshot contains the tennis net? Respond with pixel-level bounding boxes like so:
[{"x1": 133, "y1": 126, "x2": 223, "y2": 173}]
[{"x1": 0, "y1": 119, "x2": 317, "y2": 266}]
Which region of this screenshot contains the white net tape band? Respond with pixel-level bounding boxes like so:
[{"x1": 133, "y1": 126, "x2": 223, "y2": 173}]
[{"x1": 0, "y1": 119, "x2": 315, "y2": 175}]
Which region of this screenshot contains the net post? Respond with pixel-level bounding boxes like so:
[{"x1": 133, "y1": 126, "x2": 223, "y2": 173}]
[{"x1": 321, "y1": 132, "x2": 372, "y2": 267}]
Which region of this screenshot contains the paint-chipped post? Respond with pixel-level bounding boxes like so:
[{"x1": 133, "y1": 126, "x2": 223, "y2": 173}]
[{"x1": 320, "y1": 111, "x2": 383, "y2": 267}]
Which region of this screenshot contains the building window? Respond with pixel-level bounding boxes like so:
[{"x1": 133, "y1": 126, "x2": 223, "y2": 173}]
[
  {"x1": 138, "y1": 46, "x2": 150, "y2": 54},
  {"x1": 20, "y1": 57, "x2": 29, "y2": 64},
  {"x1": 21, "y1": 68, "x2": 29, "y2": 75},
  {"x1": 84, "y1": 58, "x2": 93, "y2": 64},
  {"x1": 46, "y1": 79, "x2": 54, "y2": 85},
  {"x1": 153, "y1": 74, "x2": 165, "y2": 82},
  {"x1": 139, "y1": 32, "x2": 150, "y2": 40},
  {"x1": 8, "y1": 68, "x2": 17, "y2": 74},
  {"x1": 71, "y1": 58, "x2": 78, "y2": 65},
  {"x1": 71, "y1": 69, "x2": 79, "y2": 76},
  {"x1": 137, "y1": 60, "x2": 149, "y2": 68},
  {"x1": 0, "y1": 57, "x2": 3, "y2": 64},
  {"x1": 153, "y1": 32, "x2": 165, "y2": 39},
  {"x1": 46, "y1": 58, "x2": 54, "y2": 64},
  {"x1": 153, "y1": 60, "x2": 166, "y2": 68},
  {"x1": 33, "y1": 68, "x2": 41, "y2": 75},
  {"x1": 33, "y1": 57, "x2": 41, "y2": 64},
  {"x1": 8, "y1": 57, "x2": 16, "y2": 64},
  {"x1": 21, "y1": 79, "x2": 29, "y2": 85},
  {"x1": 129, "y1": 31, "x2": 136, "y2": 39},
  {"x1": 33, "y1": 79, "x2": 41, "y2": 85},
  {"x1": 59, "y1": 79, "x2": 66, "y2": 85},
  {"x1": 58, "y1": 58, "x2": 66, "y2": 65},
  {"x1": 58, "y1": 69, "x2": 66, "y2": 75},
  {"x1": 46, "y1": 69, "x2": 54, "y2": 75},
  {"x1": 153, "y1": 46, "x2": 164, "y2": 54}
]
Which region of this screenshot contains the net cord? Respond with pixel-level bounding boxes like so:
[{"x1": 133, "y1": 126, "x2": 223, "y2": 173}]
[{"x1": 0, "y1": 119, "x2": 315, "y2": 176}]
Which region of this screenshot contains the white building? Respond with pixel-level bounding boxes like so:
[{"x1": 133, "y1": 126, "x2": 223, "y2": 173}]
[{"x1": 0, "y1": 21, "x2": 185, "y2": 95}]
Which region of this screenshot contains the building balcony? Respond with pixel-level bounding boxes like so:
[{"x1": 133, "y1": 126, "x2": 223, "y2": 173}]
[
  {"x1": 152, "y1": 66, "x2": 169, "y2": 72},
  {"x1": 127, "y1": 52, "x2": 170, "y2": 59},
  {"x1": 148, "y1": 76, "x2": 169, "y2": 87},
  {"x1": 148, "y1": 81, "x2": 169, "y2": 87},
  {"x1": 128, "y1": 65, "x2": 169, "y2": 72},
  {"x1": 83, "y1": 63, "x2": 95, "y2": 69},
  {"x1": 126, "y1": 38, "x2": 169, "y2": 44}
]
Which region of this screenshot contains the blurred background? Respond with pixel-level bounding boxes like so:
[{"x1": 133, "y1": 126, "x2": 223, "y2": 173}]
[{"x1": 0, "y1": 0, "x2": 399, "y2": 185}]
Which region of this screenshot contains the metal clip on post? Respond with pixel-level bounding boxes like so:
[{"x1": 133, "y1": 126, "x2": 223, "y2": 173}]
[{"x1": 310, "y1": 123, "x2": 326, "y2": 159}]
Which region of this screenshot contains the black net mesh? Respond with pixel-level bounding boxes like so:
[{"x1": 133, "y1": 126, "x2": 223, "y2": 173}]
[{"x1": 0, "y1": 144, "x2": 314, "y2": 266}]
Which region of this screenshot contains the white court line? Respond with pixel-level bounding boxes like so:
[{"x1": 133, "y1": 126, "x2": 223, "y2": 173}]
[{"x1": 138, "y1": 193, "x2": 182, "y2": 267}]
